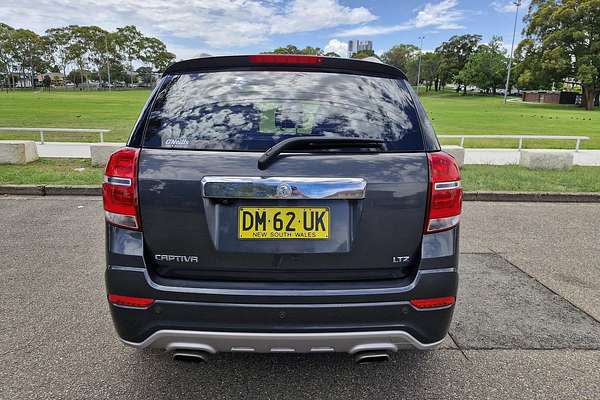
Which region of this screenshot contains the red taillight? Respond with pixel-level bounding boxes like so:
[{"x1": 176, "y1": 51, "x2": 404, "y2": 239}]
[
  {"x1": 410, "y1": 296, "x2": 455, "y2": 309},
  {"x1": 425, "y1": 152, "x2": 462, "y2": 233},
  {"x1": 248, "y1": 54, "x2": 323, "y2": 65},
  {"x1": 103, "y1": 147, "x2": 140, "y2": 230},
  {"x1": 108, "y1": 294, "x2": 154, "y2": 309}
]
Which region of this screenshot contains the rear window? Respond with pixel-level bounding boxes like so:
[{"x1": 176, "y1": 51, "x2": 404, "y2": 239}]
[{"x1": 143, "y1": 71, "x2": 424, "y2": 151}]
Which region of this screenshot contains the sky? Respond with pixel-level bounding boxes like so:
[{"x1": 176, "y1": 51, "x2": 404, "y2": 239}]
[{"x1": 0, "y1": 0, "x2": 529, "y2": 60}]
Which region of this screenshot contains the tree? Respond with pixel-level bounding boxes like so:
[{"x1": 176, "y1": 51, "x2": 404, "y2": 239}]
[
  {"x1": 67, "y1": 26, "x2": 92, "y2": 87},
  {"x1": 45, "y1": 26, "x2": 73, "y2": 88},
  {"x1": 523, "y1": 0, "x2": 600, "y2": 110},
  {"x1": 436, "y1": 34, "x2": 482, "y2": 93},
  {"x1": 99, "y1": 61, "x2": 127, "y2": 83},
  {"x1": 0, "y1": 23, "x2": 15, "y2": 90},
  {"x1": 351, "y1": 49, "x2": 378, "y2": 59},
  {"x1": 381, "y1": 44, "x2": 419, "y2": 73},
  {"x1": 115, "y1": 25, "x2": 144, "y2": 86},
  {"x1": 42, "y1": 74, "x2": 52, "y2": 89},
  {"x1": 139, "y1": 36, "x2": 175, "y2": 73},
  {"x1": 271, "y1": 44, "x2": 301, "y2": 54},
  {"x1": 300, "y1": 46, "x2": 322, "y2": 55},
  {"x1": 135, "y1": 66, "x2": 153, "y2": 85},
  {"x1": 458, "y1": 37, "x2": 508, "y2": 95},
  {"x1": 268, "y1": 45, "x2": 324, "y2": 55},
  {"x1": 74, "y1": 26, "x2": 110, "y2": 85},
  {"x1": 11, "y1": 29, "x2": 47, "y2": 88},
  {"x1": 420, "y1": 52, "x2": 444, "y2": 91},
  {"x1": 513, "y1": 38, "x2": 554, "y2": 90},
  {"x1": 67, "y1": 69, "x2": 92, "y2": 87}
]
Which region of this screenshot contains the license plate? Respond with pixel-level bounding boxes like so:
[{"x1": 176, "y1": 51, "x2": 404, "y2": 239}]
[{"x1": 238, "y1": 207, "x2": 330, "y2": 240}]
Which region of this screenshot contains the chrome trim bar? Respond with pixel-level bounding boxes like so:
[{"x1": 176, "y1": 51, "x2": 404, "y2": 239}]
[
  {"x1": 201, "y1": 176, "x2": 367, "y2": 200},
  {"x1": 104, "y1": 176, "x2": 132, "y2": 186},
  {"x1": 121, "y1": 329, "x2": 445, "y2": 353},
  {"x1": 434, "y1": 180, "x2": 461, "y2": 191}
]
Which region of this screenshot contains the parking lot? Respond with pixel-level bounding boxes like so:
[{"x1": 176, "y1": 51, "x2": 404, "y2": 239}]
[{"x1": 1, "y1": 197, "x2": 599, "y2": 399}]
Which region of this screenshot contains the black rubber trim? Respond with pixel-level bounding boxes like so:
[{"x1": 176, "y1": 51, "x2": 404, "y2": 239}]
[{"x1": 163, "y1": 55, "x2": 407, "y2": 80}]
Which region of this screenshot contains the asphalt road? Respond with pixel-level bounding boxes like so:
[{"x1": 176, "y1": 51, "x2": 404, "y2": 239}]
[{"x1": 1, "y1": 197, "x2": 599, "y2": 399}]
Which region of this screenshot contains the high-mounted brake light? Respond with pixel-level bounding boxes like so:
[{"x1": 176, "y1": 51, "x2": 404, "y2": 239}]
[
  {"x1": 108, "y1": 294, "x2": 154, "y2": 309},
  {"x1": 425, "y1": 152, "x2": 462, "y2": 233},
  {"x1": 103, "y1": 147, "x2": 141, "y2": 230},
  {"x1": 248, "y1": 54, "x2": 323, "y2": 65},
  {"x1": 410, "y1": 296, "x2": 455, "y2": 309}
]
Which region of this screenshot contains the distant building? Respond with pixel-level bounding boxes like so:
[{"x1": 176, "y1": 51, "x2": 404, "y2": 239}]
[
  {"x1": 348, "y1": 40, "x2": 373, "y2": 56},
  {"x1": 36, "y1": 72, "x2": 65, "y2": 86}
]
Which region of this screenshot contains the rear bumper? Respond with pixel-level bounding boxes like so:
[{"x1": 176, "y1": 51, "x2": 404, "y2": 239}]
[
  {"x1": 122, "y1": 329, "x2": 445, "y2": 353},
  {"x1": 106, "y1": 267, "x2": 458, "y2": 352}
]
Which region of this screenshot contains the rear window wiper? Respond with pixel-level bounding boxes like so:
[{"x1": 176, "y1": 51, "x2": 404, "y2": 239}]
[{"x1": 257, "y1": 136, "x2": 385, "y2": 170}]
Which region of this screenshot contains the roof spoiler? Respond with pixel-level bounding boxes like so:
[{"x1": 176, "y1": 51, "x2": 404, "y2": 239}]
[{"x1": 163, "y1": 55, "x2": 406, "y2": 80}]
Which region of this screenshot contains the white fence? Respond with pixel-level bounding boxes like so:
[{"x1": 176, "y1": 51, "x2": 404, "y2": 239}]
[
  {"x1": 438, "y1": 135, "x2": 590, "y2": 151},
  {"x1": 0, "y1": 127, "x2": 111, "y2": 144}
]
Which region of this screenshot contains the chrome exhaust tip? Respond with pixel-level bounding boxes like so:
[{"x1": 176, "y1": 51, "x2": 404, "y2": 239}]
[
  {"x1": 354, "y1": 351, "x2": 392, "y2": 364},
  {"x1": 172, "y1": 350, "x2": 209, "y2": 363}
]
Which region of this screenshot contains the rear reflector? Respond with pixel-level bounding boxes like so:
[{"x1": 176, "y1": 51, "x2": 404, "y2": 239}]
[
  {"x1": 103, "y1": 147, "x2": 140, "y2": 230},
  {"x1": 425, "y1": 152, "x2": 463, "y2": 233},
  {"x1": 410, "y1": 296, "x2": 455, "y2": 309},
  {"x1": 108, "y1": 294, "x2": 154, "y2": 309},
  {"x1": 248, "y1": 54, "x2": 323, "y2": 65}
]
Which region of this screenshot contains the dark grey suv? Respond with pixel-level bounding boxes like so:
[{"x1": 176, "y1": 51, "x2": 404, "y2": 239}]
[{"x1": 104, "y1": 55, "x2": 461, "y2": 363}]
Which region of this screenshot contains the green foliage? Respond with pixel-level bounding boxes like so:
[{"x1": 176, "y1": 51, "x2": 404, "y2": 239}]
[
  {"x1": 436, "y1": 34, "x2": 482, "y2": 92},
  {"x1": 67, "y1": 69, "x2": 92, "y2": 86},
  {"x1": 269, "y1": 45, "x2": 323, "y2": 55},
  {"x1": 381, "y1": 44, "x2": 419, "y2": 73},
  {"x1": 458, "y1": 37, "x2": 507, "y2": 94},
  {"x1": 419, "y1": 52, "x2": 444, "y2": 91},
  {"x1": 350, "y1": 49, "x2": 378, "y2": 59},
  {"x1": 523, "y1": 0, "x2": 600, "y2": 110},
  {"x1": 514, "y1": 38, "x2": 553, "y2": 90},
  {"x1": 0, "y1": 22, "x2": 175, "y2": 89}
]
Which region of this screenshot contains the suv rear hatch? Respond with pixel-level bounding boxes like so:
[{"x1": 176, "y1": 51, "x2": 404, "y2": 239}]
[{"x1": 134, "y1": 56, "x2": 434, "y2": 282}]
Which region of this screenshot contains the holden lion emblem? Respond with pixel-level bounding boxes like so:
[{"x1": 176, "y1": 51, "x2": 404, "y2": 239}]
[{"x1": 275, "y1": 183, "x2": 293, "y2": 198}]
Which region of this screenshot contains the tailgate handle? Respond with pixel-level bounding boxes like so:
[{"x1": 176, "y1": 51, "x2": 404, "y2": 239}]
[{"x1": 201, "y1": 177, "x2": 367, "y2": 200}]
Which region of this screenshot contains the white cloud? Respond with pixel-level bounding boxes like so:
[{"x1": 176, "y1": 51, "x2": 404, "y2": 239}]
[
  {"x1": 0, "y1": 0, "x2": 376, "y2": 49},
  {"x1": 324, "y1": 39, "x2": 348, "y2": 57},
  {"x1": 336, "y1": 24, "x2": 412, "y2": 37},
  {"x1": 336, "y1": 0, "x2": 464, "y2": 37},
  {"x1": 415, "y1": 0, "x2": 465, "y2": 29},
  {"x1": 163, "y1": 43, "x2": 218, "y2": 61},
  {"x1": 491, "y1": 0, "x2": 529, "y2": 13},
  {"x1": 270, "y1": 0, "x2": 376, "y2": 35}
]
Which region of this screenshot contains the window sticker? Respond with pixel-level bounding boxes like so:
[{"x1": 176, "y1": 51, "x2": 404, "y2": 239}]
[{"x1": 257, "y1": 102, "x2": 319, "y2": 135}]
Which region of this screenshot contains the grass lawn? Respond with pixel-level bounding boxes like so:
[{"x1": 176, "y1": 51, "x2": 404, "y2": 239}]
[
  {"x1": 1, "y1": 159, "x2": 599, "y2": 193},
  {"x1": 461, "y1": 165, "x2": 600, "y2": 192},
  {"x1": 0, "y1": 88, "x2": 598, "y2": 148},
  {"x1": 420, "y1": 91, "x2": 600, "y2": 149},
  {"x1": 0, "y1": 90, "x2": 150, "y2": 143},
  {"x1": 0, "y1": 159, "x2": 103, "y2": 185}
]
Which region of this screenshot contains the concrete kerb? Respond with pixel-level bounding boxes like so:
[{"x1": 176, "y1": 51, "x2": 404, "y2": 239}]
[
  {"x1": 520, "y1": 150, "x2": 574, "y2": 170},
  {"x1": 441, "y1": 145, "x2": 465, "y2": 167},
  {"x1": 0, "y1": 140, "x2": 39, "y2": 164},
  {"x1": 90, "y1": 143, "x2": 123, "y2": 166}
]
